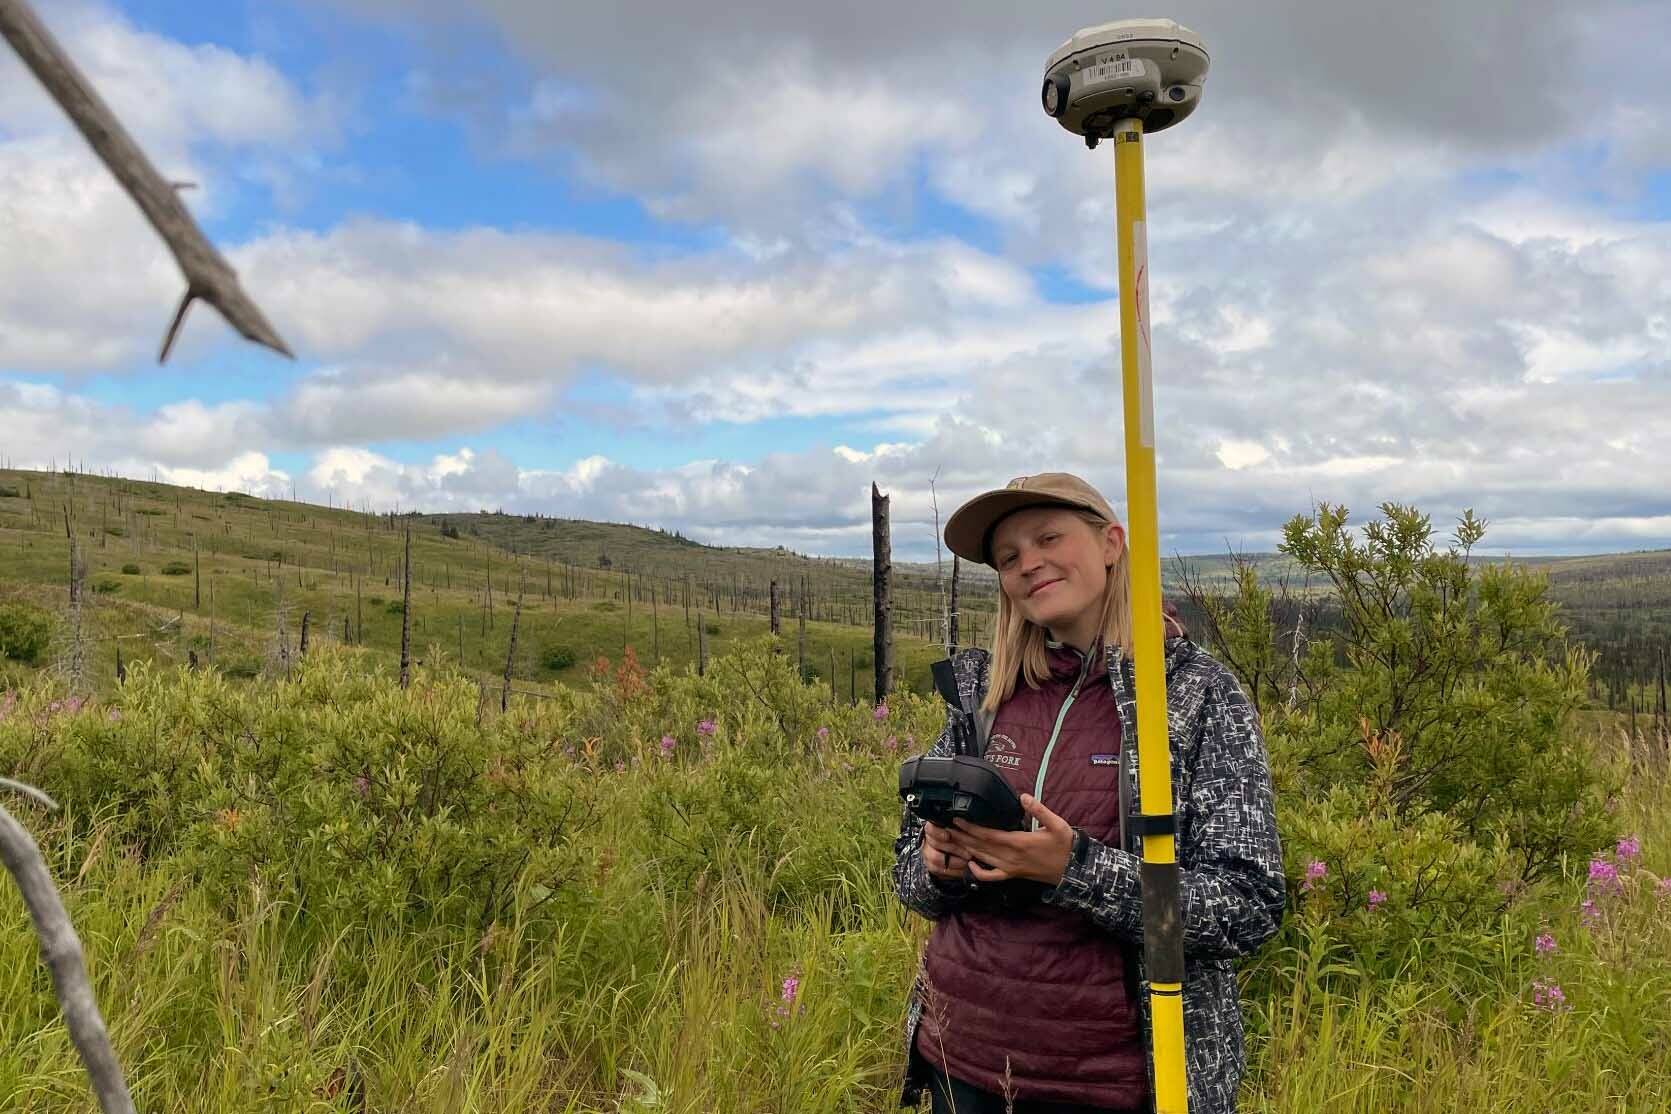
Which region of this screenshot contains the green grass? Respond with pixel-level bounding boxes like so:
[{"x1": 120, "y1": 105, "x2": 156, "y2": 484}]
[
  {"x1": 0, "y1": 468, "x2": 962, "y2": 701},
  {"x1": 2, "y1": 649, "x2": 1667, "y2": 1112}
]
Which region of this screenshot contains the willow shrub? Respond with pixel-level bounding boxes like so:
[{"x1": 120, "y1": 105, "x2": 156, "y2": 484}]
[
  {"x1": 1201, "y1": 503, "x2": 1619, "y2": 994},
  {"x1": 0, "y1": 652, "x2": 590, "y2": 934}
]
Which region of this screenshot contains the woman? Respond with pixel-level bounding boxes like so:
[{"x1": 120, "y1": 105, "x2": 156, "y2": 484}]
[{"x1": 893, "y1": 472, "x2": 1285, "y2": 1114}]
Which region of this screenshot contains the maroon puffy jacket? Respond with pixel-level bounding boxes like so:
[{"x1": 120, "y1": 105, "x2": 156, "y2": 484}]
[{"x1": 915, "y1": 637, "x2": 1148, "y2": 1109}]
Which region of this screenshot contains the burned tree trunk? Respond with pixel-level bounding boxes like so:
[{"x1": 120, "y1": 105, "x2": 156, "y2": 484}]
[
  {"x1": 399, "y1": 525, "x2": 412, "y2": 689},
  {"x1": 697, "y1": 611, "x2": 708, "y2": 677},
  {"x1": 947, "y1": 555, "x2": 961, "y2": 655},
  {"x1": 871, "y1": 482, "x2": 893, "y2": 703},
  {"x1": 770, "y1": 579, "x2": 781, "y2": 636},
  {"x1": 501, "y1": 573, "x2": 523, "y2": 714}
]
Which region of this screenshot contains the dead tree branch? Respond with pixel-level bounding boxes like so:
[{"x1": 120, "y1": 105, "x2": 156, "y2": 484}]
[
  {"x1": 0, "y1": 781, "x2": 136, "y2": 1114},
  {"x1": 0, "y1": 0, "x2": 292, "y2": 363}
]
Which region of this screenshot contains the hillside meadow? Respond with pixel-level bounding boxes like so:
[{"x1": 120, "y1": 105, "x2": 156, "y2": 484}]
[{"x1": 0, "y1": 468, "x2": 963, "y2": 705}]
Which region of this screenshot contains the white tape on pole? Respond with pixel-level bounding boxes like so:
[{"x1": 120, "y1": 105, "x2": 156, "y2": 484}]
[{"x1": 1133, "y1": 218, "x2": 1154, "y2": 449}]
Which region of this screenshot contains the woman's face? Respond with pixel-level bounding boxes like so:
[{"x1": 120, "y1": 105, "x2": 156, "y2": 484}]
[{"x1": 991, "y1": 507, "x2": 1123, "y2": 641}]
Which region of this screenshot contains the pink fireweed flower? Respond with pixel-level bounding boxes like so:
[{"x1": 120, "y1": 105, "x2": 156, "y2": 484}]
[
  {"x1": 884, "y1": 735, "x2": 899, "y2": 751},
  {"x1": 1300, "y1": 860, "x2": 1327, "y2": 894},
  {"x1": 873, "y1": 703, "x2": 889, "y2": 721},
  {"x1": 1615, "y1": 835, "x2": 1641, "y2": 863},
  {"x1": 1535, "y1": 933, "x2": 1557, "y2": 956},
  {"x1": 697, "y1": 718, "x2": 717, "y2": 736},
  {"x1": 1579, "y1": 899, "x2": 1601, "y2": 927},
  {"x1": 1531, "y1": 978, "x2": 1569, "y2": 1011},
  {"x1": 1588, "y1": 858, "x2": 1621, "y2": 893},
  {"x1": 106, "y1": 708, "x2": 122, "y2": 722},
  {"x1": 614, "y1": 759, "x2": 627, "y2": 774},
  {"x1": 816, "y1": 726, "x2": 830, "y2": 741},
  {"x1": 352, "y1": 776, "x2": 370, "y2": 797},
  {"x1": 1367, "y1": 890, "x2": 1387, "y2": 910},
  {"x1": 660, "y1": 734, "x2": 677, "y2": 757},
  {"x1": 781, "y1": 974, "x2": 800, "y2": 1006}
]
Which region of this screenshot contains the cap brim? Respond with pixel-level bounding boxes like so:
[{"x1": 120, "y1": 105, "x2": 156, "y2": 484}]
[{"x1": 944, "y1": 490, "x2": 1082, "y2": 567}]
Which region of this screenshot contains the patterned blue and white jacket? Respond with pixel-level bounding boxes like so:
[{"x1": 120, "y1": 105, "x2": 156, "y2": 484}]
[{"x1": 892, "y1": 634, "x2": 1286, "y2": 1113}]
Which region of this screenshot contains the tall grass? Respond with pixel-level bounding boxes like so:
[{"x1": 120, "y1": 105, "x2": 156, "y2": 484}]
[{"x1": 2, "y1": 655, "x2": 1666, "y2": 1112}]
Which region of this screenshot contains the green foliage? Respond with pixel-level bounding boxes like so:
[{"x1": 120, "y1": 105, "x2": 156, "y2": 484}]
[
  {"x1": 541, "y1": 644, "x2": 576, "y2": 671},
  {"x1": 384, "y1": 600, "x2": 404, "y2": 614},
  {"x1": 0, "y1": 602, "x2": 51, "y2": 664},
  {"x1": 1206, "y1": 503, "x2": 1618, "y2": 986},
  {"x1": 160, "y1": 560, "x2": 192, "y2": 575},
  {"x1": 105, "y1": 525, "x2": 126, "y2": 537},
  {"x1": 1275, "y1": 503, "x2": 1614, "y2": 876},
  {"x1": 2, "y1": 649, "x2": 589, "y2": 934},
  {"x1": 92, "y1": 577, "x2": 122, "y2": 594},
  {"x1": 0, "y1": 483, "x2": 20, "y2": 498},
  {"x1": 218, "y1": 656, "x2": 262, "y2": 679},
  {"x1": 120, "y1": 562, "x2": 141, "y2": 574},
  {"x1": 0, "y1": 638, "x2": 1666, "y2": 1112}
]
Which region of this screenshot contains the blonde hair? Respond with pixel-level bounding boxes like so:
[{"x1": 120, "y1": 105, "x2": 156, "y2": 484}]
[{"x1": 980, "y1": 508, "x2": 1133, "y2": 714}]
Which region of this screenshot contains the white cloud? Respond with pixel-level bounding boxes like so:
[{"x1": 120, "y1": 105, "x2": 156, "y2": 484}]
[
  {"x1": 155, "y1": 451, "x2": 291, "y2": 497},
  {"x1": 3, "y1": 0, "x2": 1670, "y2": 558}
]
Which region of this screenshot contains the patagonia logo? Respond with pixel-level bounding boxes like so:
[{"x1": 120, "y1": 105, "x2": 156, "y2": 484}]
[{"x1": 1090, "y1": 753, "x2": 1119, "y2": 766}]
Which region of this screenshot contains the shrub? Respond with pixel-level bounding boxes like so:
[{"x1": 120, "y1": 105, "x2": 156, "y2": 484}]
[
  {"x1": 0, "y1": 603, "x2": 51, "y2": 664},
  {"x1": 105, "y1": 526, "x2": 126, "y2": 537},
  {"x1": 160, "y1": 560, "x2": 192, "y2": 576},
  {"x1": 1269, "y1": 503, "x2": 1614, "y2": 882},
  {"x1": 543, "y1": 645, "x2": 577, "y2": 671},
  {"x1": 121, "y1": 563, "x2": 142, "y2": 575},
  {"x1": 384, "y1": 600, "x2": 405, "y2": 615},
  {"x1": 705, "y1": 621, "x2": 721, "y2": 636},
  {"x1": 0, "y1": 484, "x2": 20, "y2": 498},
  {"x1": 1194, "y1": 503, "x2": 1617, "y2": 987},
  {"x1": 2, "y1": 651, "x2": 591, "y2": 934},
  {"x1": 218, "y1": 656, "x2": 262, "y2": 679},
  {"x1": 92, "y1": 578, "x2": 122, "y2": 594}
]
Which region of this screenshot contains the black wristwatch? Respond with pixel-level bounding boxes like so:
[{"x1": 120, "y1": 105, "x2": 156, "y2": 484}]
[{"x1": 1069, "y1": 826, "x2": 1091, "y2": 869}]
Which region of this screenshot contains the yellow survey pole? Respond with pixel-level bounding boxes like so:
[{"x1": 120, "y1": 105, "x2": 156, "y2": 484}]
[{"x1": 1114, "y1": 115, "x2": 1189, "y2": 1113}]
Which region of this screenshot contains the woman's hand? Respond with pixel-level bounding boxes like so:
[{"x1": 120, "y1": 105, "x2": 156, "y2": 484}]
[
  {"x1": 945, "y1": 794, "x2": 1076, "y2": 886},
  {"x1": 921, "y1": 820, "x2": 973, "y2": 882}
]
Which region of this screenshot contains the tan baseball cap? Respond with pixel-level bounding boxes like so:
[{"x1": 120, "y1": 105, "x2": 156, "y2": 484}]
[{"x1": 944, "y1": 472, "x2": 1121, "y2": 567}]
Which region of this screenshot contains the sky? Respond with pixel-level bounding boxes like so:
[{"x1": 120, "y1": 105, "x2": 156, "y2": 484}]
[{"x1": 2, "y1": 0, "x2": 1668, "y2": 561}]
